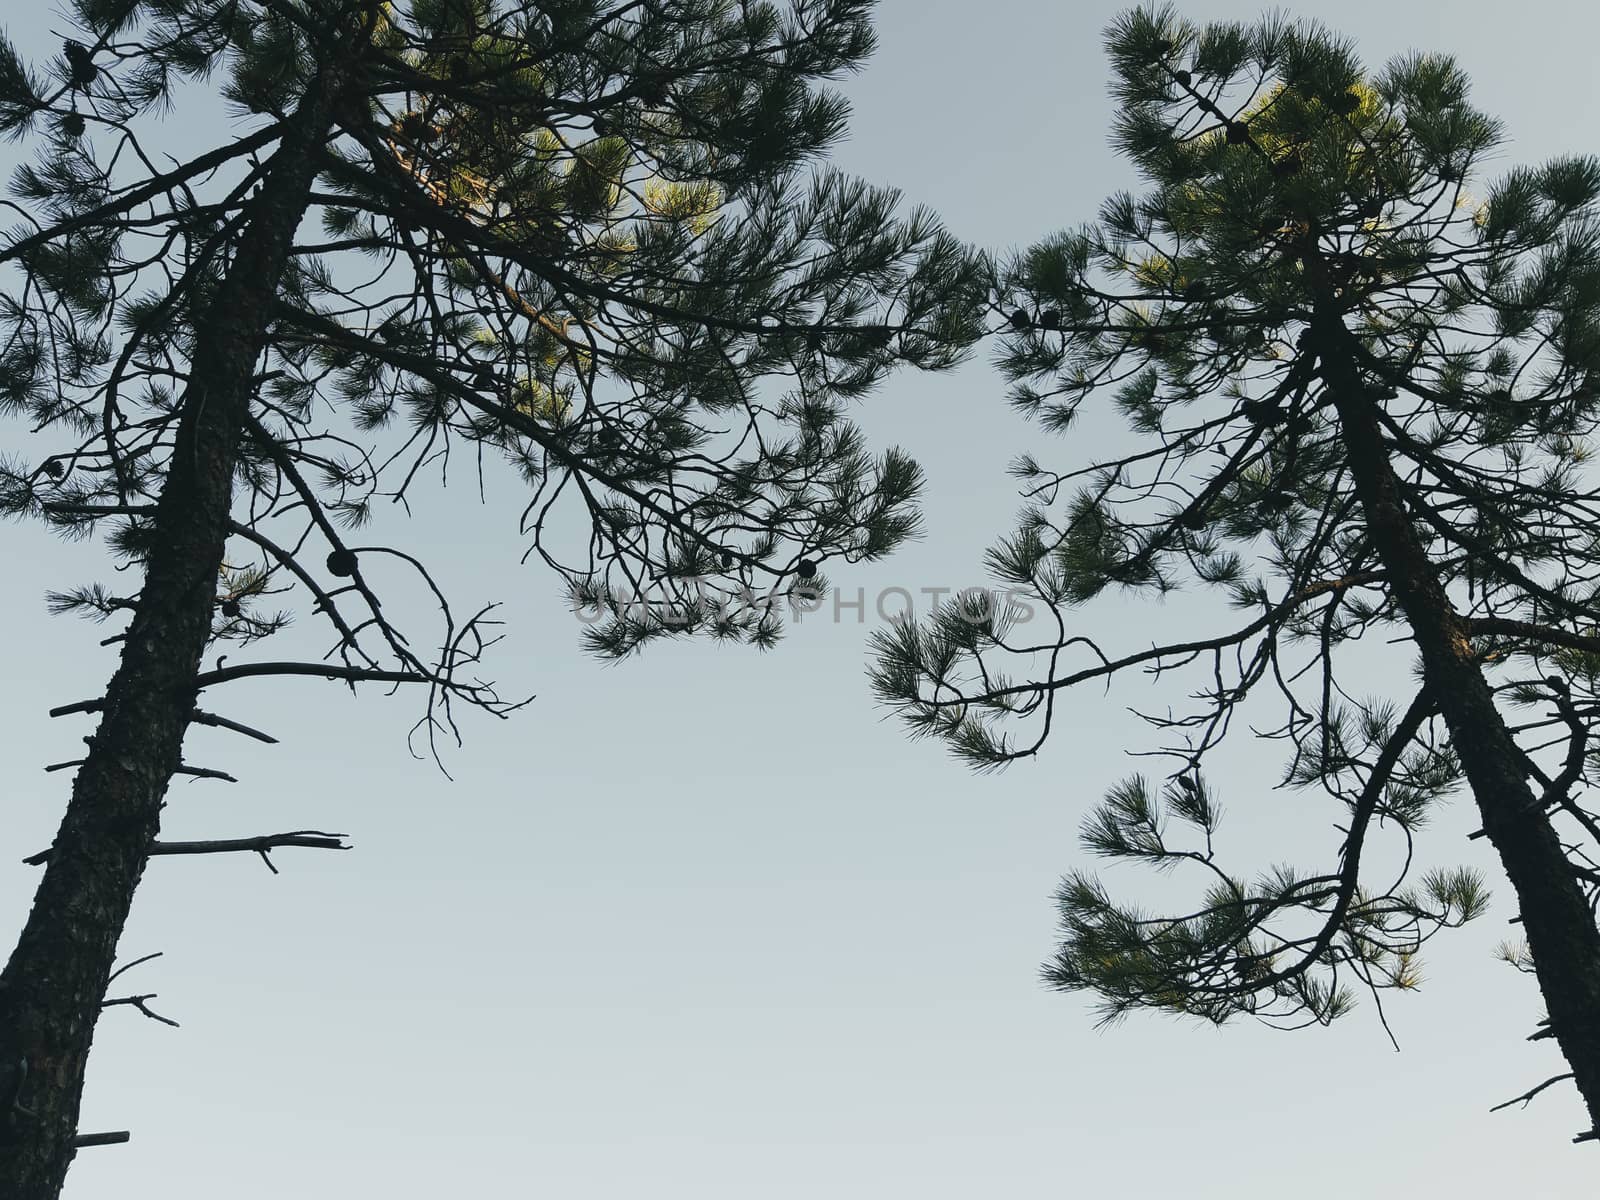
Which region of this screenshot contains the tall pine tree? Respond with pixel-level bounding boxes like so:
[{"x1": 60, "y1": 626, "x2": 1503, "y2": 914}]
[
  {"x1": 0, "y1": 1, "x2": 985, "y2": 1192},
  {"x1": 874, "y1": 5, "x2": 1600, "y2": 1143}
]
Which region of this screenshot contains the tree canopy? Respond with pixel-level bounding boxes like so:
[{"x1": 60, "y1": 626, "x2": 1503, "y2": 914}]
[
  {"x1": 874, "y1": 3, "x2": 1600, "y2": 1143},
  {"x1": 0, "y1": 1, "x2": 985, "y2": 1193}
]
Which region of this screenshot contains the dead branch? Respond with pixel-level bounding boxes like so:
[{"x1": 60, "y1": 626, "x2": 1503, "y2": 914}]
[
  {"x1": 71, "y1": 1132, "x2": 130, "y2": 1149},
  {"x1": 23, "y1": 831, "x2": 349, "y2": 868},
  {"x1": 43, "y1": 761, "x2": 237, "y2": 783},
  {"x1": 101, "y1": 994, "x2": 179, "y2": 1028},
  {"x1": 189, "y1": 709, "x2": 279, "y2": 744},
  {"x1": 1491, "y1": 1072, "x2": 1575, "y2": 1112},
  {"x1": 106, "y1": 952, "x2": 163, "y2": 987}
]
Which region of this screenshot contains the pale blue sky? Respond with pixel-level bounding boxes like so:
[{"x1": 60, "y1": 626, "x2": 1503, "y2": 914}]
[{"x1": 4, "y1": 2, "x2": 1599, "y2": 1196}]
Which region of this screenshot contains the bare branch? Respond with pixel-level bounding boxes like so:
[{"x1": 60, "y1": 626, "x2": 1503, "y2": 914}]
[
  {"x1": 23, "y1": 832, "x2": 349, "y2": 868},
  {"x1": 189, "y1": 710, "x2": 279, "y2": 745},
  {"x1": 100, "y1": 994, "x2": 179, "y2": 1029},
  {"x1": 70, "y1": 1132, "x2": 130, "y2": 1149}
]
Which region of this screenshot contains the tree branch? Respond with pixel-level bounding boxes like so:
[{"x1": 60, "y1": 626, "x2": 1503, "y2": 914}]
[
  {"x1": 1469, "y1": 618, "x2": 1600, "y2": 658},
  {"x1": 100, "y1": 994, "x2": 179, "y2": 1029},
  {"x1": 23, "y1": 831, "x2": 349, "y2": 868},
  {"x1": 1491, "y1": 1072, "x2": 1576, "y2": 1113},
  {"x1": 70, "y1": 1132, "x2": 130, "y2": 1149},
  {"x1": 191, "y1": 662, "x2": 433, "y2": 689}
]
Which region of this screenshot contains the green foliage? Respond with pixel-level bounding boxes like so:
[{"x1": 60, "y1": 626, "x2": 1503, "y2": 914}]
[{"x1": 0, "y1": 33, "x2": 42, "y2": 136}]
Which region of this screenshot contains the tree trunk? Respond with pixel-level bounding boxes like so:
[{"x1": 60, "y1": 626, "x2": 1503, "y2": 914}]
[
  {"x1": 0, "y1": 62, "x2": 353, "y2": 1198},
  {"x1": 1319, "y1": 312, "x2": 1600, "y2": 1140}
]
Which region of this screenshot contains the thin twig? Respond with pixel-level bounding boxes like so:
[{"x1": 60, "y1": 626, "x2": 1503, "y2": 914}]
[
  {"x1": 101, "y1": 994, "x2": 180, "y2": 1028},
  {"x1": 1490, "y1": 1072, "x2": 1575, "y2": 1113},
  {"x1": 107, "y1": 951, "x2": 163, "y2": 987}
]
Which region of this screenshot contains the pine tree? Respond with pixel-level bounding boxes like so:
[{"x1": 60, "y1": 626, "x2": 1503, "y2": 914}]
[
  {"x1": 873, "y1": 5, "x2": 1600, "y2": 1143},
  {"x1": 0, "y1": 1, "x2": 986, "y2": 1192}
]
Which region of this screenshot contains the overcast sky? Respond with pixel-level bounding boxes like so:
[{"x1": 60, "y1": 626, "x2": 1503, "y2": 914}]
[{"x1": 4, "y1": 1, "x2": 1600, "y2": 1196}]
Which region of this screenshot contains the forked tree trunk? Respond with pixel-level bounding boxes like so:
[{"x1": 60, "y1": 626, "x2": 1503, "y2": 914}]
[
  {"x1": 1319, "y1": 310, "x2": 1600, "y2": 1140},
  {"x1": 0, "y1": 59, "x2": 353, "y2": 1198}
]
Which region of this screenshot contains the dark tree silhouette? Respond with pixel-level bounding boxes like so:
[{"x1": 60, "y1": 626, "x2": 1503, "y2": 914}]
[
  {"x1": 0, "y1": 0, "x2": 986, "y2": 1192},
  {"x1": 874, "y1": 4, "x2": 1600, "y2": 1143}
]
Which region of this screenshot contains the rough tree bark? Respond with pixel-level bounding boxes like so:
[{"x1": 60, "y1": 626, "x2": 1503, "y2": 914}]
[
  {"x1": 0, "y1": 37, "x2": 364, "y2": 1196},
  {"x1": 1316, "y1": 298, "x2": 1600, "y2": 1140}
]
